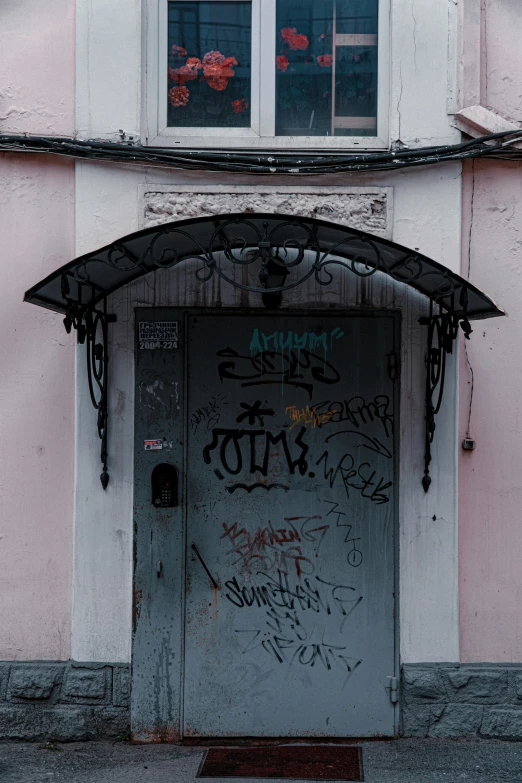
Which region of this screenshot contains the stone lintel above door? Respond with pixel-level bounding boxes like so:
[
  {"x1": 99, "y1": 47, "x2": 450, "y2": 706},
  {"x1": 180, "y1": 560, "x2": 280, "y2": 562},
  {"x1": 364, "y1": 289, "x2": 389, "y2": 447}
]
[{"x1": 140, "y1": 185, "x2": 394, "y2": 238}]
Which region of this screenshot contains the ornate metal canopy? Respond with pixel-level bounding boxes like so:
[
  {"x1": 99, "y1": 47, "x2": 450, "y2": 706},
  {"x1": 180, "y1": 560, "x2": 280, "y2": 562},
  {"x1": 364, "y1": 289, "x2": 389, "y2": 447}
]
[
  {"x1": 26, "y1": 212, "x2": 504, "y2": 318},
  {"x1": 24, "y1": 213, "x2": 505, "y2": 492}
]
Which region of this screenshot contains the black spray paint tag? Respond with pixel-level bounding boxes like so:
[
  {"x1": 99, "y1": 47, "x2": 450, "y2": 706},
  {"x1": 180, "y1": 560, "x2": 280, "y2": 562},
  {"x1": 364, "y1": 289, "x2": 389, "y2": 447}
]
[{"x1": 139, "y1": 321, "x2": 179, "y2": 350}]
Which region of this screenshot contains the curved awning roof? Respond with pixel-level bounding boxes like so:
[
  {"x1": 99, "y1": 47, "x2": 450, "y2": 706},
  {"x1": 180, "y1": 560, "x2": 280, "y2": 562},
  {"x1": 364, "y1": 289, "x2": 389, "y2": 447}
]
[
  {"x1": 22, "y1": 212, "x2": 505, "y2": 494},
  {"x1": 24, "y1": 212, "x2": 505, "y2": 321}
]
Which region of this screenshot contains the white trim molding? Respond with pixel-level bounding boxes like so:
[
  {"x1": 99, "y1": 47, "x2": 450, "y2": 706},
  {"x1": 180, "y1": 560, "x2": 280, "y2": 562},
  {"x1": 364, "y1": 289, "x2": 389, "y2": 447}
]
[
  {"x1": 77, "y1": 0, "x2": 460, "y2": 150},
  {"x1": 72, "y1": 162, "x2": 461, "y2": 665}
]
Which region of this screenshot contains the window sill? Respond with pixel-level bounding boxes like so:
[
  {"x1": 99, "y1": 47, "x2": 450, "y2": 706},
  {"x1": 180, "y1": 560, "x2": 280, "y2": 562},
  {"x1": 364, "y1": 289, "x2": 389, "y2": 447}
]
[{"x1": 146, "y1": 133, "x2": 389, "y2": 150}]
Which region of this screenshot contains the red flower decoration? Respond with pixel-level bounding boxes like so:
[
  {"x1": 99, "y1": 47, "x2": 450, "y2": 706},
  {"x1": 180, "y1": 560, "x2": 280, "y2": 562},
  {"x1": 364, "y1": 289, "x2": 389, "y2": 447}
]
[
  {"x1": 276, "y1": 55, "x2": 289, "y2": 72},
  {"x1": 202, "y1": 51, "x2": 237, "y2": 91},
  {"x1": 171, "y1": 44, "x2": 187, "y2": 56},
  {"x1": 280, "y1": 27, "x2": 309, "y2": 51},
  {"x1": 168, "y1": 85, "x2": 190, "y2": 107},
  {"x1": 232, "y1": 98, "x2": 249, "y2": 113},
  {"x1": 206, "y1": 76, "x2": 229, "y2": 91},
  {"x1": 169, "y1": 57, "x2": 202, "y2": 85},
  {"x1": 316, "y1": 54, "x2": 333, "y2": 68}
]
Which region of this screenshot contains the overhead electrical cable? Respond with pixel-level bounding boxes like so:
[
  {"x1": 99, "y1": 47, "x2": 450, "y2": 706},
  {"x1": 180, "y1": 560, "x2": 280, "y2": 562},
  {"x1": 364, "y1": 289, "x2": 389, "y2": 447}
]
[{"x1": 1, "y1": 131, "x2": 522, "y2": 175}]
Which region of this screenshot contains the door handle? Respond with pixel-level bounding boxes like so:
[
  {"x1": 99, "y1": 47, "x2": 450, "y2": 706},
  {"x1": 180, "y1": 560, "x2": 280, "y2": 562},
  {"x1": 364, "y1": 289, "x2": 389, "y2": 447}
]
[{"x1": 191, "y1": 543, "x2": 219, "y2": 589}]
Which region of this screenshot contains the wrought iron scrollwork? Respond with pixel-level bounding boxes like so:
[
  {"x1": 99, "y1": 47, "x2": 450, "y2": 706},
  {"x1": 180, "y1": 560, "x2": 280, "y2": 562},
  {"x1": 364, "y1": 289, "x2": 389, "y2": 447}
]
[
  {"x1": 420, "y1": 305, "x2": 472, "y2": 492},
  {"x1": 67, "y1": 217, "x2": 473, "y2": 312},
  {"x1": 62, "y1": 276, "x2": 116, "y2": 489},
  {"x1": 54, "y1": 217, "x2": 485, "y2": 492}
]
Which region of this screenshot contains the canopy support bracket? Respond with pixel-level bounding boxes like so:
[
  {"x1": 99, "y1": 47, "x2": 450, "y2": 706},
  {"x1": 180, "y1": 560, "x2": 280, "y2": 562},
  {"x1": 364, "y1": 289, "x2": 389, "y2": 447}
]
[
  {"x1": 63, "y1": 291, "x2": 116, "y2": 489},
  {"x1": 420, "y1": 306, "x2": 472, "y2": 492}
]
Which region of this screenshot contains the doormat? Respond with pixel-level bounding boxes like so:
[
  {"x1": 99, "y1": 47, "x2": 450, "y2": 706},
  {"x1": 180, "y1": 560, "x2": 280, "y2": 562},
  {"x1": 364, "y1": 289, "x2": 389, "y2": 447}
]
[{"x1": 198, "y1": 745, "x2": 363, "y2": 780}]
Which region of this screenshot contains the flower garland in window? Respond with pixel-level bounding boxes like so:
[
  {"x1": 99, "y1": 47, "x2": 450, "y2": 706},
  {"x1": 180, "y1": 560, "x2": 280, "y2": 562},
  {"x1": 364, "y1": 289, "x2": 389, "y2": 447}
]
[
  {"x1": 276, "y1": 55, "x2": 289, "y2": 72},
  {"x1": 276, "y1": 26, "x2": 333, "y2": 73},
  {"x1": 231, "y1": 98, "x2": 249, "y2": 114},
  {"x1": 168, "y1": 44, "x2": 247, "y2": 109},
  {"x1": 280, "y1": 27, "x2": 309, "y2": 51},
  {"x1": 168, "y1": 85, "x2": 190, "y2": 108},
  {"x1": 316, "y1": 54, "x2": 333, "y2": 68},
  {"x1": 275, "y1": 21, "x2": 339, "y2": 124}
]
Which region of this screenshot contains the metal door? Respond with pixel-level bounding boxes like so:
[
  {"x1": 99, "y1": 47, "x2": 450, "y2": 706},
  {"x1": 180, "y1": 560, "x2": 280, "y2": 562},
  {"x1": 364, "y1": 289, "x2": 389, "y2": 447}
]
[{"x1": 183, "y1": 313, "x2": 398, "y2": 737}]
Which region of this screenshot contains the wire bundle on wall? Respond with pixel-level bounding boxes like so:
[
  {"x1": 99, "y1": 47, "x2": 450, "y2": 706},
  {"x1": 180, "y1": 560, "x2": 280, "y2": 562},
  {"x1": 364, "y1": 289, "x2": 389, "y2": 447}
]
[{"x1": 1, "y1": 131, "x2": 522, "y2": 175}]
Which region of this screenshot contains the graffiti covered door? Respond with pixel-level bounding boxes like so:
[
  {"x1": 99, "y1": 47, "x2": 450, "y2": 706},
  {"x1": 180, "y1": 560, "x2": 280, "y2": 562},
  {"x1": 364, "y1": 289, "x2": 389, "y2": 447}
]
[{"x1": 184, "y1": 313, "x2": 398, "y2": 737}]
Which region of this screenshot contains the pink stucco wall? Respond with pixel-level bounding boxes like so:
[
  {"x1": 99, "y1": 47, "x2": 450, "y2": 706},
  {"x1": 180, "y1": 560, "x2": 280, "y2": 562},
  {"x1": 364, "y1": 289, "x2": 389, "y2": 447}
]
[
  {"x1": 480, "y1": 0, "x2": 522, "y2": 117},
  {"x1": 459, "y1": 0, "x2": 522, "y2": 662},
  {"x1": 0, "y1": 0, "x2": 75, "y2": 659},
  {"x1": 0, "y1": 0, "x2": 75, "y2": 135},
  {"x1": 459, "y1": 161, "x2": 522, "y2": 661}
]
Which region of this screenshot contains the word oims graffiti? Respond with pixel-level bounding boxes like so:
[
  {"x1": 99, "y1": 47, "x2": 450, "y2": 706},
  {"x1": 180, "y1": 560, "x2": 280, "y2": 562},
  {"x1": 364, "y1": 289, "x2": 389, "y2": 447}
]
[{"x1": 203, "y1": 403, "x2": 309, "y2": 490}]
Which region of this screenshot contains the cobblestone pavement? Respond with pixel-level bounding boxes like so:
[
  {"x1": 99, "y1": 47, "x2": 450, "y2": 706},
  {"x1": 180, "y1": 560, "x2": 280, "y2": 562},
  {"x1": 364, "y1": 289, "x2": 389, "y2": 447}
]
[{"x1": 2, "y1": 738, "x2": 522, "y2": 783}]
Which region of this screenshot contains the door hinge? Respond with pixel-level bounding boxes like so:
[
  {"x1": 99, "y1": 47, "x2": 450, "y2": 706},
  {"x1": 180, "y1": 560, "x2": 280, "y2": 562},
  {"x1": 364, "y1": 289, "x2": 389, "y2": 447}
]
[
  {"x1": 388, "y1": 676, "x2": 399, "y2": 703},
  {"x1": 387, "y1": 353, "x2": 398, "y2": 381}
]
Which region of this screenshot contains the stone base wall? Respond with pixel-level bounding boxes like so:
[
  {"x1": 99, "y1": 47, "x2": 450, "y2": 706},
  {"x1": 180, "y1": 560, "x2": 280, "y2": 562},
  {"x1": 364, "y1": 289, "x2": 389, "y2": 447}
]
[
  {"x1": 402, "y1": 664, "x2": 522, "y2": 739},
  {"x1": 0, "y1": 661, "x2": 130, "y2": 741},
  {"x1": 3, "y1": 660, "x2": 522, "y2": 741}
]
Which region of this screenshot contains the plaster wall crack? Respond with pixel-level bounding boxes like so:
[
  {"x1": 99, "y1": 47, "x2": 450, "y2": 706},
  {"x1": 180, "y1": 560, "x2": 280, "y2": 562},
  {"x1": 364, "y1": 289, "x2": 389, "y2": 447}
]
[{"x1": 397, "y1": 62, "x2": 404, "y2": 141}]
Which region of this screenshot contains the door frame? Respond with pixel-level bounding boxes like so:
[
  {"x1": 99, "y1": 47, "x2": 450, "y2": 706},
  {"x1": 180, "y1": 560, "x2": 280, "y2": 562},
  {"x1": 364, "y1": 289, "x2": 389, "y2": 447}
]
[{"x1": 131, "y1": 306, "x2": 401, "y2": 741}]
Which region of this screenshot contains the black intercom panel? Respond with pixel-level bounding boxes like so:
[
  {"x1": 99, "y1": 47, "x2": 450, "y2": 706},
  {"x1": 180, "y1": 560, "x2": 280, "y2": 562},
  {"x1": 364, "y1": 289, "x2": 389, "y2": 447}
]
[{"x1": 151, "y1": 463, "x2": 178, "y2": 508}]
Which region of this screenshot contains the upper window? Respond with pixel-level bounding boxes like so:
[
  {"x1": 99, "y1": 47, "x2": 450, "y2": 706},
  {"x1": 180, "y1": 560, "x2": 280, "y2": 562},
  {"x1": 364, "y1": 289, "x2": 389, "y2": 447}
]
[
  {"x1": 167, "y1": 2, "x2": 253, "y2": 129},
  {"x1": 145, "y1": 0, "x2": 389, "y2": 147}
]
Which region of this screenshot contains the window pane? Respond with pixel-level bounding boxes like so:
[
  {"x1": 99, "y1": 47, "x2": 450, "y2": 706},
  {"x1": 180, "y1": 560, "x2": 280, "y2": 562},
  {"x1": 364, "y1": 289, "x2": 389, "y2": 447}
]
[
  {"x1": 275, "y1": 0, "x2": 378, "y2": 137},
  {"x1": 167, "y1": 1, "x2": 251, "y2": 128}
]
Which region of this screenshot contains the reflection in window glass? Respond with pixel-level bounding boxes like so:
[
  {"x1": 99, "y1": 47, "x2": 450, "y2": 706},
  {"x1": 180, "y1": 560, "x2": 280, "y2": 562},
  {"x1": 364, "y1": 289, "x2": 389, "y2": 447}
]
[
  {"x1": 275, "y1": 0, "x2": 378, "y2": 137},
  {"x1": 167, "y1": 1, "x2": 251, "y2": 128}
]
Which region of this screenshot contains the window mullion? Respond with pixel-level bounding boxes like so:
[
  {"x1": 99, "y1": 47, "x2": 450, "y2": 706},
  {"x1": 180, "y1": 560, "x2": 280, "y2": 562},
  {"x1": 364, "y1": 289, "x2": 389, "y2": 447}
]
[
  {"x1": 250, "y1": 0, "x2": 261, "y2": 135},
  {"x1": 259, "y1": 0, "x2": 276, "y2": 137}
]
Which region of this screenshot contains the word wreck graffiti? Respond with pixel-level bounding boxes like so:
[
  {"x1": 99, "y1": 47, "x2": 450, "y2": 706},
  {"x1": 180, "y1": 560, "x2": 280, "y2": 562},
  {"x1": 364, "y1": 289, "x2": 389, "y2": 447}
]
[
  {"x1": 316, "y1": 450, "x2": 392, "y2": 504},
  {"x1": 313, "y1": 395, "x2": 393, "y2": 438},
  {"x1": 221, "y1": 516, "x2": 329, "y2": 577},
  {"x1": 203, "y1": 425, "x2": 309, "y2": 489},
  {"x1": 216, "y1": 347, "x2": 341, "y2": 399},
  {"x1": 249, "y1": 327, "x2": 344, "y2": 356},
  {"x1": 285, "y1": 405, "x2": 338, "y2": 430}
]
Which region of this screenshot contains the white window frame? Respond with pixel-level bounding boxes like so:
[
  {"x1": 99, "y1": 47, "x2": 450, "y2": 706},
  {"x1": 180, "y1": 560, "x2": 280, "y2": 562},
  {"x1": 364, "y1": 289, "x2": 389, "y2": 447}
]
[{"x1": 143, "y1": 0, "x2": 390, "y2": 149}]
